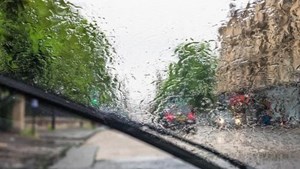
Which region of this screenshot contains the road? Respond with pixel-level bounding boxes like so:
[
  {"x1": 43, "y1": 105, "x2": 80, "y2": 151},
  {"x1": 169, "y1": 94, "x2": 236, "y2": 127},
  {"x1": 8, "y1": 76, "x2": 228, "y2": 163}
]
[
  {"x1": 50, "y1": 129, "x2": 197, "y2": 169},
  {"x1": 50, "y1": 126, "x2": 300, "y2": 169},
  {"x1": 182, "y1": 126, "x2": 300, "y2": 169}
]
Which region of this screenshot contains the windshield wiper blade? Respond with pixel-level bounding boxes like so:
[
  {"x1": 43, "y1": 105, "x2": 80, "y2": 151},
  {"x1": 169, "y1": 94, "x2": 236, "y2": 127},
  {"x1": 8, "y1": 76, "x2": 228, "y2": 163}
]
[{"x1": 0, "y1": 75, "x2": 224, "y2": 169}]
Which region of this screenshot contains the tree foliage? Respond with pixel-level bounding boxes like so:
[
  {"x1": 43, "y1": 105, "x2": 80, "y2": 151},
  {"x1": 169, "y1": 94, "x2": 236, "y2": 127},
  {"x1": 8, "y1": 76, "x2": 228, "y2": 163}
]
[
  {"x1": 152, "y1": 41, "x2": 217, "y2": 114},
  {"x1": 0, "y1": 0, "x2": 118, "y2": 106}
]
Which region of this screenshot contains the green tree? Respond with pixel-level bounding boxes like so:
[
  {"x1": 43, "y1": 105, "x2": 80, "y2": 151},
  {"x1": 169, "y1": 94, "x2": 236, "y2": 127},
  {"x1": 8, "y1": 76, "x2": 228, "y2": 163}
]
[
  {"x1": 152, "y1": 41, "x2": 217, "y2": 114},
  {"x1": 0, "y1": 0, "x2": 118, "y2": 106}
]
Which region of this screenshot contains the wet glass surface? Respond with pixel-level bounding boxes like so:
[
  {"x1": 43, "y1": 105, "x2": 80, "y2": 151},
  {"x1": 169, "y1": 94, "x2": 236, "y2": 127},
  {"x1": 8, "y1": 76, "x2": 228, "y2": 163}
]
[{"x1": 0, "y1": 0, "x2": 300, "y2": 168}]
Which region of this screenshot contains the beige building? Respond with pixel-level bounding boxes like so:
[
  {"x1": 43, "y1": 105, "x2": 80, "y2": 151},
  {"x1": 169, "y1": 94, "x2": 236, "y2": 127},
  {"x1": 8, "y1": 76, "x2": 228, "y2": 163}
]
[
  {"x1": 217, "y1": 0, "x2": 300, "y2": 92},
  {"x1": 216, "y1": 0, "x2": 300, "y2": 120}
]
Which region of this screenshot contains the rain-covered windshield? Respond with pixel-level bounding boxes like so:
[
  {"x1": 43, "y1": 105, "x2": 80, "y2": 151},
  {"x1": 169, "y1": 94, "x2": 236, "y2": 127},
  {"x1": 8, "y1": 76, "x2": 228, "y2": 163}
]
[{"x1": 0, "y1": 0, "x2": 299, "y2": 169}]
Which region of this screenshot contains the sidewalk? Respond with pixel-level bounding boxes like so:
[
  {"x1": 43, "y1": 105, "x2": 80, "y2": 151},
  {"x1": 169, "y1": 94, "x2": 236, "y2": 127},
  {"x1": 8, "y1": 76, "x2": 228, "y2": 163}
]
[
  {"x1": 50, "y1": 145, "x2": 98, "y2": 169},
  {"x1": 0, "y1": 127, "x2": 102, "y2": 169}
]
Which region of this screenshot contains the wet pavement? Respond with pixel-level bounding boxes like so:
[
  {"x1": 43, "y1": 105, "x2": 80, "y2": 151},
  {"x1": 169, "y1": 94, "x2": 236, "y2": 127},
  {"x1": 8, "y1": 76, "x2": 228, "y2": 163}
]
[
  {"x1": 51, "y1": 129, "x2": 197, "y2": 169},
  {"x1": 0, "y1": 128, "x2": 101, "y2": 169},
  {"x1": 50, "y1": 145, "x2": 98, "y2": 169},
  {"x1": 93, "y1": 158, "x2": 197, "y2": 169},
  {"x1": 182, "y1": 126, "x2": 300, "y2": 169},
  {"x1": 49, "y1": 126, "x2": 300, "y2": 169}
]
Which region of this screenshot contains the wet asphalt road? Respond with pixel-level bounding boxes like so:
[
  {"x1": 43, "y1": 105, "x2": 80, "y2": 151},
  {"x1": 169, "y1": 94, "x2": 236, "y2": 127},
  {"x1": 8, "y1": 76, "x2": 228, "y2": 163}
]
[{"x1": 185, "y1": 126, "x2": 300, "y2": 169}]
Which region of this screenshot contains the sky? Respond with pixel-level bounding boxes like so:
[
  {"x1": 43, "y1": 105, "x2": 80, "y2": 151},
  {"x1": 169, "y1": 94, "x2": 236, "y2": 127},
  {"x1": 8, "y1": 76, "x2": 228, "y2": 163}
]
[{"x1": 68, "y1": 0, "x2": 250, "y2": 110}]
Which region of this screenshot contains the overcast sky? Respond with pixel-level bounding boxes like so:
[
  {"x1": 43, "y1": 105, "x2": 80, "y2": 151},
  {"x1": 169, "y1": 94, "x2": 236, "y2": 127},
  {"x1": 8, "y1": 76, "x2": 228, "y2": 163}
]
[{"x1": 68, "y1": 0, "x2": 249, "y2": 109}]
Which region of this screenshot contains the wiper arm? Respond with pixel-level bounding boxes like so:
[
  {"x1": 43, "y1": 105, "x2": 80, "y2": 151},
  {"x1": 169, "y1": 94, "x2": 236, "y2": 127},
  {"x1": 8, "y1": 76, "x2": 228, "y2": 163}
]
[{"x1": 0, "y1": 75, "x2": 252, "y2": 169}]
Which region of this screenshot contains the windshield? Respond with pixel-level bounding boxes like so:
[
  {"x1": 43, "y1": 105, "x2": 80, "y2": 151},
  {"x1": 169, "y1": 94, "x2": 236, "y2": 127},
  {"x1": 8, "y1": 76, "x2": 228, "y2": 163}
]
[{"x1": 0, "y1": 0, "x2": 299, "y2": 169}]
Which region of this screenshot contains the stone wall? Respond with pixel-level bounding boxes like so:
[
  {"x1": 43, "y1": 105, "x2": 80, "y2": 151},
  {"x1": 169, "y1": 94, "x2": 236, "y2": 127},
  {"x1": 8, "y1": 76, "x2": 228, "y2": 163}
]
[{"x1": 217, "y1": 0, "x2": 300, "y2": 93}]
